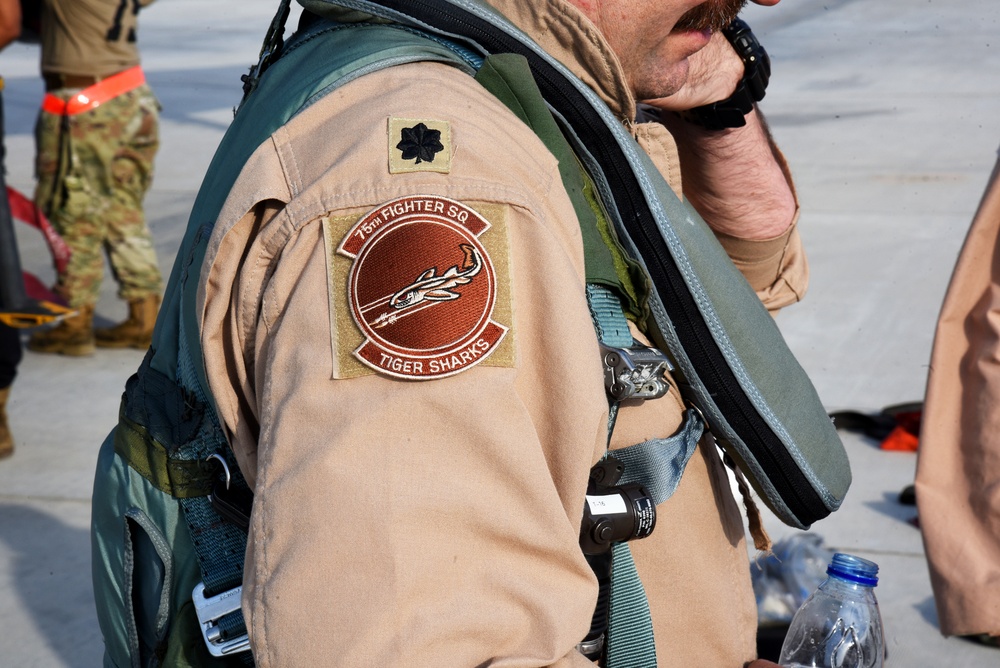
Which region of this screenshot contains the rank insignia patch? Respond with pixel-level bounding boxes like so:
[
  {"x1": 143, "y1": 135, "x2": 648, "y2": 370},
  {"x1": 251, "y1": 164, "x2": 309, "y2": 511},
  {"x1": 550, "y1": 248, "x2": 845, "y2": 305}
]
[
  {"x1": 389, "y1": 118, "x2": 451, "y2": 174},
  {"x1": 334, "y1": 195, "x2": 510, "y2": 380}
]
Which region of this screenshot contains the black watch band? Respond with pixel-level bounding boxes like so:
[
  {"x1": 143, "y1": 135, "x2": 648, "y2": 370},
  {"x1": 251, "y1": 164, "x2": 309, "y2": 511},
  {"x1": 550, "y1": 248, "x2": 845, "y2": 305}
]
[{"x1": 677, "y1": 18, "x2": 770, "y2": 131}]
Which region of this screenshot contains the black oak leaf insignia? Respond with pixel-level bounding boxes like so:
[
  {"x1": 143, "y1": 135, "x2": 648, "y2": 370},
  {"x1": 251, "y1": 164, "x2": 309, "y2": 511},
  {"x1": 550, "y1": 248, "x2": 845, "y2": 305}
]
[{"x1": 396, "y1": 123, "x2": 444, "y2": 164}]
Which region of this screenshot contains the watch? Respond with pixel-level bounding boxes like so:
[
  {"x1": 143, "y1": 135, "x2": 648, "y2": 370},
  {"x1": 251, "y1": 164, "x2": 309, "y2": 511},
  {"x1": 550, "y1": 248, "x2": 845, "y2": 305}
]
[{"x1": 677, "y1": 18, "x2": 770, "y2": 131}]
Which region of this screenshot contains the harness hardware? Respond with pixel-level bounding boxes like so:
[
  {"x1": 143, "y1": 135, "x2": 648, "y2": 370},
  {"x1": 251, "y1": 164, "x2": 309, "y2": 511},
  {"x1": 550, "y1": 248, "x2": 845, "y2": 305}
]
[
  {"x1": 207, "y1": 452, "x2": 253, "y2": 532},
  {"x1": 207, "y1": 453, "x2": 231, "y2": 488},
  {"x1": 577, "y1": 635, "x2": 606, "y2": 661},
  {"x1": 192, "y1": 582, "x2": 251, "y2": 657},
  {"x1": 600, "y1": 344, "x2": 673, "y2": 401}
]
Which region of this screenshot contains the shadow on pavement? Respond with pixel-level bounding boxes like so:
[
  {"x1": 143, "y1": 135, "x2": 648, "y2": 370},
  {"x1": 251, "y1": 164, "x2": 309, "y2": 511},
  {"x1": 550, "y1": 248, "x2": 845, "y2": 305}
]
[
  {"x1": 0, "y1": 501, "x2": 103, "y2": 667},
  {"x1": 861, "y1": 491, "x2": 922, "y2": 526},
  {"x1": 915, "y1": 595, "x2": 940, "y2": 629}
]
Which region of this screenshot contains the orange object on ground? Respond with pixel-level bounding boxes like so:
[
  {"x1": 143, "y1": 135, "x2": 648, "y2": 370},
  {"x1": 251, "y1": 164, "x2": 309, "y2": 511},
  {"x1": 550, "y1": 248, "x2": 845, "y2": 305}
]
[
  {"x1": 880, "y1": 424, "x2": 919, "y2": 452},
  {"x1": 880, "y1": 408, "x2": 921, "y2": 451}
]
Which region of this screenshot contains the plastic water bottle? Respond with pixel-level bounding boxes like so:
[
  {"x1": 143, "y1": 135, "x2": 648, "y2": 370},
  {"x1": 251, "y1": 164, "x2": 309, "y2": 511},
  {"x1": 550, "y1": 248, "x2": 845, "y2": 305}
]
[{"x1": 778, "y1": 552, "x2": 885, "y2": 668}]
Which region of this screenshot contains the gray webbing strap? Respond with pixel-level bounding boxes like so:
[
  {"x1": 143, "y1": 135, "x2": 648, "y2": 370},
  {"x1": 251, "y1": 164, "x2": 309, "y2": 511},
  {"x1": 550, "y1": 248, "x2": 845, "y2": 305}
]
[
  {"x1": 615, "y1": 410, "x2": 703, "y2": 507},
  {"x1": 586, "y1": 283, "x2": 658, "y2": 668}
]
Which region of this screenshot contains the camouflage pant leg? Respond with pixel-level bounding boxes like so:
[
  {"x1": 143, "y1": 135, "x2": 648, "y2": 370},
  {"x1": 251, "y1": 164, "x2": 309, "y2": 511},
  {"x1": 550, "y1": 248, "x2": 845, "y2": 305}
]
[{"x1": 35, "y1": 83, "x2": 163, "y2": 308}]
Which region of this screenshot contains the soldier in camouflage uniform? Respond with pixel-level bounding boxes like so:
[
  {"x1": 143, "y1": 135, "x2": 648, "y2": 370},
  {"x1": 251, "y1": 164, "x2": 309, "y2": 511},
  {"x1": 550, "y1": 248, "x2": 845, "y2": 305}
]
[{"x1": 27, "y1": 0, "x2": 163, "y2": 357}]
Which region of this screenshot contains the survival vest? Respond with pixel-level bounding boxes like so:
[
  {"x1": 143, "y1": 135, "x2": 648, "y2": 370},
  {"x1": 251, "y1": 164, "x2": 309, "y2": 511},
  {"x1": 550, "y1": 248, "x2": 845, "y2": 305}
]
[{"x1": 91, "y1": 1, "x2": 851, "y2": 666}]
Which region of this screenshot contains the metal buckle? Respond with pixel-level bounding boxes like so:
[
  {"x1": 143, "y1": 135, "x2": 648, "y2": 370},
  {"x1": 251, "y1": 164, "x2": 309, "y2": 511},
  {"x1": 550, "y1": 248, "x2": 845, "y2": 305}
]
[
  {"x1": 576, "y1": 634, "x2": 605, "y2": 660},
  {"x1": 192, "y1": 582, "x2": 251, "y2": 656},
  {"x1": 600, "y1": 344, "x2": 673, "y2": 401}
]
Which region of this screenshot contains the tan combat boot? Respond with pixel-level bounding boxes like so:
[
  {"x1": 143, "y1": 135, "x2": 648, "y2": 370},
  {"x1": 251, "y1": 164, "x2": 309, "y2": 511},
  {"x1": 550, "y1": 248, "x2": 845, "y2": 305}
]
[
  {"x1": 95, "y1": 294, "x2": 160, "y2": 349},
  {"x1": 0, "y1": 385, "x2": 12, "y2": 459},
  {"x1": 27, "y1": 305, "x2": 95, "y2": 356}
]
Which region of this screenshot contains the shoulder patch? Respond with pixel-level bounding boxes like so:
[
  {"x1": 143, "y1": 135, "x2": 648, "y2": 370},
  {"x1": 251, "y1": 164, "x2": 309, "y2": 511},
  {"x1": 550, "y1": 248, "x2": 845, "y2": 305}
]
[
  {"x1": 324, "y1": 196, "x2": 514, "y2": 380},
  {"x1": 389, "y1": 118, "x2": 451, "y2": 174}
]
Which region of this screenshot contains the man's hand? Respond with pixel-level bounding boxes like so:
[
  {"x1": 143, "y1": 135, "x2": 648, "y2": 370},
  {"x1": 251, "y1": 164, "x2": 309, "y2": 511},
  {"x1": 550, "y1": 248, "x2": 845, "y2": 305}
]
[
  {"x1": 642, "y1": 0, "x2": 782, "y2": 112},
  {"x1": 639, "y1": 0, "x2": 797, "y2": 241},
  {"x1": 643, "y1": 30, "x2": 743, "y2": 111}
]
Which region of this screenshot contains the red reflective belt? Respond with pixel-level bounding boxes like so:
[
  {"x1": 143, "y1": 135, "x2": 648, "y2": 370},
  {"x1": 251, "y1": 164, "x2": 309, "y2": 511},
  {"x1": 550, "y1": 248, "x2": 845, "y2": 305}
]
[{"x1": 41, "y1": 66, "x2": 145, "y2": 116}]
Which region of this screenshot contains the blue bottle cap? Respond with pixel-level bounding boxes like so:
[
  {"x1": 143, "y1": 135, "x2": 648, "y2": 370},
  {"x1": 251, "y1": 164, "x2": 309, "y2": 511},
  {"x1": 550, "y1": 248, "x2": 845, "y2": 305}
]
[{"x1": 827, "y1": 553, "x2": 879, "y2": 587}]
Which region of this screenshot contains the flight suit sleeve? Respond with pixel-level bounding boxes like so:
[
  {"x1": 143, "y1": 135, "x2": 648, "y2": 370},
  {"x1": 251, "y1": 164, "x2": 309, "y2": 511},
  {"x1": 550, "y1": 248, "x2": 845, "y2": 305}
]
[
  {"x1": 200, "y1": 62, "x2": 609, "y2": 668},
  {"x1": 633, "y1": 121, "x2": 808, "y2": 312},
  {"x1": 714, "y1": 216, "x2": 808, "y2": 312}
]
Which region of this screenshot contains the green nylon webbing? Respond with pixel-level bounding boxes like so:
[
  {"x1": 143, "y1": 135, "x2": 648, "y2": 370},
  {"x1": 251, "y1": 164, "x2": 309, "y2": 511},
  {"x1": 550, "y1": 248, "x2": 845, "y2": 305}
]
[
  {"x1": 113, "y1": 411, "x2": 216, "y2": 499},
  {"x1": 607, "y1": 542, "x2": 658, "y2": 668},
  {"x1": 586, "y1": 284, "x2": 633, "y2": 348}
]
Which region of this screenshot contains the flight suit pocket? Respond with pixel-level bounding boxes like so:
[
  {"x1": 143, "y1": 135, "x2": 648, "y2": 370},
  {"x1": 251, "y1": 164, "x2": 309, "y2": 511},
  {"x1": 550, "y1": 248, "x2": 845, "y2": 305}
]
[{"x1": 122, "y1": 508, "x2": 174, "y2": 668}]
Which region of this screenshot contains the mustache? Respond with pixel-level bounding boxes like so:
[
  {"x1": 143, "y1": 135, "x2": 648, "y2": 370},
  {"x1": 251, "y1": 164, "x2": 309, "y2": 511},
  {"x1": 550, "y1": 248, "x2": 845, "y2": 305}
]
[{"x1": 673, "y1": 0, "x2": 749, "y2": 33}]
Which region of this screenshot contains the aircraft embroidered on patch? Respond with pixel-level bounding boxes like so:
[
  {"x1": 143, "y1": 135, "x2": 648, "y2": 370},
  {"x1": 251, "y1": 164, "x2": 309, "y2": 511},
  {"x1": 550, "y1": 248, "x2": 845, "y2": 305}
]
[{"x1": 337, "y1": 195, "x2": 508, "y2": 379}]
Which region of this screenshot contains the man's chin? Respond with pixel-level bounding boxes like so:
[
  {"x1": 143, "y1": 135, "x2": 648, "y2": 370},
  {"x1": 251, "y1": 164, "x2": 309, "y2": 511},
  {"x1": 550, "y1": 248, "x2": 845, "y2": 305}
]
[{"x1": 632, "y1": 59, "x2": 692, "y2": 104}]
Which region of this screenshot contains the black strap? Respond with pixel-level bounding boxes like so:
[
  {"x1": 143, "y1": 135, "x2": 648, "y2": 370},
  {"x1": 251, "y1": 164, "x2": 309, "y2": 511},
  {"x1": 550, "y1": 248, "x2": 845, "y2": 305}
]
[{"x1": 241, "y1": 0, "x2": 293, "y2": 101}]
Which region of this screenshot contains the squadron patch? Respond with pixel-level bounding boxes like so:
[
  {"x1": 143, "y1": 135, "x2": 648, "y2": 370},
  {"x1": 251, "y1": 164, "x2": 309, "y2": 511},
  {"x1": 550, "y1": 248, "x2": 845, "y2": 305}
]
[
  {"x1": 336, "y1": 195, "x2": 509, "y2": 380},
  {"x1": 389, "y1": 118, "x2": 451, "y2": 174}
]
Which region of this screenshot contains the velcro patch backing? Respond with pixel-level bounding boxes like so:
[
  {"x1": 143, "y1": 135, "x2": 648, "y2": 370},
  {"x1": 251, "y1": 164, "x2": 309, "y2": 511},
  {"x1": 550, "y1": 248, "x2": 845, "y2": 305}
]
[
  {"x1": 389, "y1": 118, "x2": 451, "y2": 174},
  {"x1": 323, "y1": 196, "x2": 514, "y2": 380}
]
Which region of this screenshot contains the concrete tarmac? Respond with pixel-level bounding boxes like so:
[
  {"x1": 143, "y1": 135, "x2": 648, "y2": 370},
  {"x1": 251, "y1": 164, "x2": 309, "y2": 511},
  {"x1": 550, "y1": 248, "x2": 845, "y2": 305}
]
[{"x1": 1, "y1": 0, "x2": 998, "y2": 666}]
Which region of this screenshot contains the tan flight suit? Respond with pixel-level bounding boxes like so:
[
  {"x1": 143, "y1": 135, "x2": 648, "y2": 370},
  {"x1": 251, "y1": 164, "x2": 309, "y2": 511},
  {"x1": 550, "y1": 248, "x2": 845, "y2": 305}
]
[
  {"x1": 198, "y1": 1, "x2": 807, "y2": 665},
  {"x1": 916, "y1": 157, "x2": 1000, "y2": 638}
]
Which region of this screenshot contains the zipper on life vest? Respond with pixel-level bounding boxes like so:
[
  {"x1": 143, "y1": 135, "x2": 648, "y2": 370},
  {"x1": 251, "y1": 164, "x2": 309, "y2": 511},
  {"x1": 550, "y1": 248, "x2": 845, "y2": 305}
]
[{"x1": 360, "y1": 0, "x2": 831, "y2": 525}]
